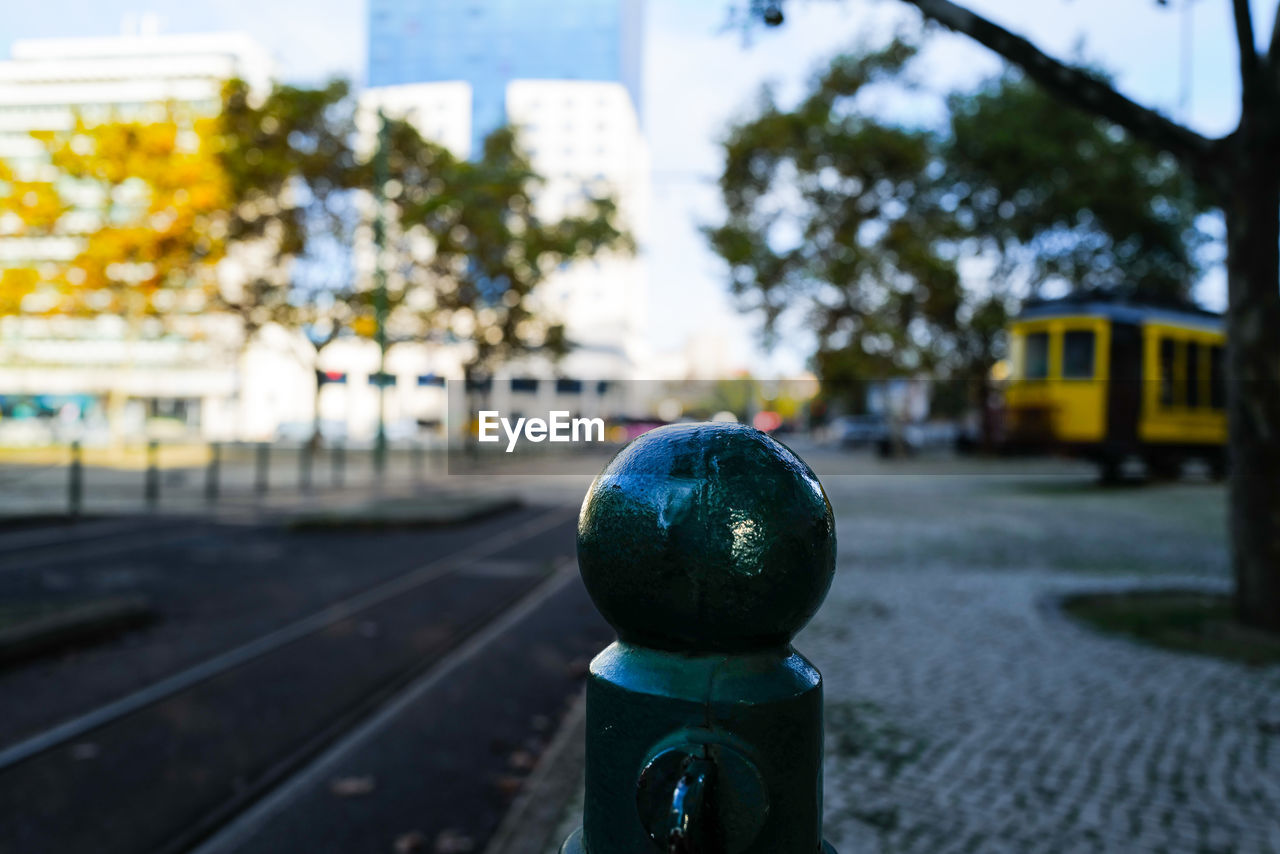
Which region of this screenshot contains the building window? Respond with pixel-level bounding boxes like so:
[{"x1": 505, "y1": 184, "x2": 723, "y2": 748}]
[
  {"x1": 511, "y1": 377, "x2": 539, "y2": 393},
  {"x1": 1061, "y1": 330, "x2": 1095, "y2": 379},
  {"x1": 369, "y1": 372, "x2": 397, "y2": 388},
  {"x1": 556, "y1": 378, "x2": 583, "y2": 394},
  {"x1": 1023, "y1": 332, "x2": 1049, "y2": 380},
  {"x1": 1186, "y1": 341, "x2": 1202, "y2": 407},
  {"x1": 1159, "y1": 338, "x2": 1178, "y2": 407},
  {"x1": 416, "y1": 374, "x2": 445, "y2": 387}
]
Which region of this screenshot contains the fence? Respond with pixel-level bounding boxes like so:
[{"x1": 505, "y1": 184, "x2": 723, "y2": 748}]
[{"x1": 0, "y1": 440, "x2": 448, "y2": 520}]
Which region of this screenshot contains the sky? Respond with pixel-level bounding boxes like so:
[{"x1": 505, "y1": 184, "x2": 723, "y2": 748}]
[{"x1": 3, "y1": 0, "x2": 1266, "y2": 375}]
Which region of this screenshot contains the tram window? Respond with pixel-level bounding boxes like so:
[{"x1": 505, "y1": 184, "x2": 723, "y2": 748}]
[
  {"x1": 1186, "y1": 342, "x2": 1202, "y2": 407},
  {"x1": 1210, "y1": 345, "x2": 1226, "y2": 409},
  {"x1": 1062, "y1": 330, "x2": 1095, "y2": 379},
  {"x1": 1024, "y1": 332, "x2": 1049, "y2": 379},
  {"x1": 1159, "y1": 338, "x2": 1177, "y2": 406}
]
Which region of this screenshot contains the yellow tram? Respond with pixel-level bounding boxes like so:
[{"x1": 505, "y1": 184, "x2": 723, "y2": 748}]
[{"x1": 1003, "y1": 294, "x2": 1226, "y2": 480}]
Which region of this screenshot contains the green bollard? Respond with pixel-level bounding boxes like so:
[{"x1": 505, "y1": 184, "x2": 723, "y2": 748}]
[
  {"x1": 206, "y1": 442, "x2": 221, "y2": 503},
  {"x1": 561, "y1": 422, "x2": 838, "y2": 854},
  {"x1": 144, "y1": 440, "x2": 160, "y2": 510},
  {"x1": 300, "y1": 441, "x2": 313, "y2": 493},
  {"x1": 255, "y1": 442, "x2": 269, "y2": 497},
  {"x1": 331, "y1": 440, "x2": 345, "y2": 488},
  {"x1": 68, "y1": 441, "x2": 83, "y2": 519}
]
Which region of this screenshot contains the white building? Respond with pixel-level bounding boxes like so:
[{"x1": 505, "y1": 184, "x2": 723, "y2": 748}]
[
  {"x1": 0, "y1": 29, "x2": 282, "y2": 444},
  {"x1": 0, "y1": 25, "x2": 654, "y2": 445},
  {"x1": 334, "y1": 77, "x2": 651, "y2": 437}
]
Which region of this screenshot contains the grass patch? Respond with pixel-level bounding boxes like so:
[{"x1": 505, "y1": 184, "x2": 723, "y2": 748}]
[{"x1": 1063, "y1": 590, "x2": 1280, "y2": 666}]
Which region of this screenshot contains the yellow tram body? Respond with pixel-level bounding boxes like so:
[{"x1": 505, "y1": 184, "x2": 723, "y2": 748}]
[{"x1": 1004, "y1": 296, "x2": 1225, "y2": 477}]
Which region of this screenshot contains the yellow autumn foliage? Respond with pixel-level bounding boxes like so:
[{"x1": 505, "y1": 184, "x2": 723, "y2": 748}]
[{"x1": 0, "y1": 107, "x2": 231, "y2": 321}]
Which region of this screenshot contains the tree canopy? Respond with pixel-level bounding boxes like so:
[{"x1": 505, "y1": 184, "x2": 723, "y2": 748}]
[
  {"x1": 0, "y1": 109, "x2": 228, "y2": 324},
  {"x1": 0, "y1": 78, "x2": 631, "y2": 380},
  {"x1": 946, "y1": 70, "x2": 1210, "y2": 302},
  {"x1": 706, "y1": 33, "x2": 1212, "y2": 405},
  {"x1": 744, "y1": 0, "x2": 1280, "y2": 630}
]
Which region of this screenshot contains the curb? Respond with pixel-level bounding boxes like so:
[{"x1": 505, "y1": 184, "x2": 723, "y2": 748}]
[
  {"x1": 0, "y1": 596, "x2": 156, "y2": 667},
  {"x1": 483, "y1": 688, "x2": 587, "y2": 854},
  {"x1": 286, "y1": 496, "x2": 522, "y2": 530}
]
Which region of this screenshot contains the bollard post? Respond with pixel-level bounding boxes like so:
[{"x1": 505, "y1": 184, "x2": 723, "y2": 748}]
[
  {"x1": 254, "y1": 442, "x2": 269, "y2": 497},
  {"x1": 68, "y1": 441, "x2": 83, "y2": 519},
  {"x1": 562, "y1": 423, "x2": 838, "y2": 854},
  {"x1": 411, "y1": 440, "x2": 424, "y2": 487},
  {"x1": 205, "y1": 442, "x2": 221, "y2": 503},
  {"x1": 300, "y1": 441, "x2": 313, "y2": 493},
  {"x1": 331, "y1": 439, "x2": 345, "y2": 488},
  {"x1": 144, "y1": 440, "x2": 160, "y2": 511}
]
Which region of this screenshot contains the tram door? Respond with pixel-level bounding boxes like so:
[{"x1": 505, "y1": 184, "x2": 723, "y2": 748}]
[{"x1": 1106, "y1": 322, "x2": 1142, "y2": 449}]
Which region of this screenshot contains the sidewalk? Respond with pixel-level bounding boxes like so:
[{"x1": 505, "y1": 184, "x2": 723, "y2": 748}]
[{"x1": 507, "y1": 467, "x2": 1280, "y2": 854}]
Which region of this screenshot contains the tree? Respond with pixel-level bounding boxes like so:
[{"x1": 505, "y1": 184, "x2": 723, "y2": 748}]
[
  {"x1": 947, "y1": 71, "x2": 1210, "y2": 302},
  {"x1": 706, "y1": 40, "x2": 966, "y2": 415},
  {"x1": 212, "y1": 78, "x2": 361, "y2": 349},
  {"x1": 391, "y1": 125, "x2": 632, "y2": 379},
  {"x1": 706, "y1": 36, "x2": 1207, "y2": 428},
  {"x1": 0, "y1": 110, "x2": 228, "y2": 325},
  {"x1": 751, "y1": 0, "x2": 1280, "y2": 632}
]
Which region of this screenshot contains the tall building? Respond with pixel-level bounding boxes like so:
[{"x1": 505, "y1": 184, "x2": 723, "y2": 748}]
[
  {"x1": 368, "y1": 0, "x2": 643, "y2": 151},
  {"x1": 362, "y1": 0, "x2": 649, "y2": 406},
  {"x1": 0, "y1": 30, "x2": 282, "y2": 442}
]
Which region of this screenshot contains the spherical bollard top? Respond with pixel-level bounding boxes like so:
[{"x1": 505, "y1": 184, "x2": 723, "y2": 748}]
[{"x1": 577, "y1": 422, "x2": 836, "y2": 653}]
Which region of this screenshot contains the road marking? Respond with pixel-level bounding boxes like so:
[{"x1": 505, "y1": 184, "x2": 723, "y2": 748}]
[
  {"x1": 189, "y1": 561, "x2": 578, "y2": 854},
  {"x1": 0, "y1": 506, "x2": 573, "y2": 772}
]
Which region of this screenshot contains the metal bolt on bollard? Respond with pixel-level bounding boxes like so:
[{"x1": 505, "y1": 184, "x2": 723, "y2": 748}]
[{"x1": 561, "y1": 422, "x2": 838, "y2": 854}]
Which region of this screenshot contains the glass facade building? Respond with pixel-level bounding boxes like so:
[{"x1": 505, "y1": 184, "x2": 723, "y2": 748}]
[{"x1": 367, "y1": 0, "x2": 644, "y2": 153}]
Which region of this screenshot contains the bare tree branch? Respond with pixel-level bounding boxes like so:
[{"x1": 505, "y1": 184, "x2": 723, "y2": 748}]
[
  {"x1": 1231, "y1": 0, "x2": 1261, "y2": 100},
  {"x1": 896, "y1": 0, "x2": 1218, "y2": 170}
]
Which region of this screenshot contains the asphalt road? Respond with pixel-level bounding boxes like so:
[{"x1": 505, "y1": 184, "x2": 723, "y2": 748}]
[{"x1": 0, "y1": 504, "x2": 613, "y2": 854}]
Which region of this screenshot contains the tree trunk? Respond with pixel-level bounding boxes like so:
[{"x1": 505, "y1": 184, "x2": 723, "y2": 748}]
[{"x1": 1223, "y1": 121, "x2": 1280, "y2": 632}]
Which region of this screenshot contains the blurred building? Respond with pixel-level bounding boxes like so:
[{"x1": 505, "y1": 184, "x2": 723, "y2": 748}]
[
  {"x1": 0, "y1": 28, "x2": 279, "y2": 444},
  {"x1": 347, "y1": 0, "x2": 650, "y2": 435},
  {"x1": 367, "y1": 0, "x2": 643, "y2": 155}
]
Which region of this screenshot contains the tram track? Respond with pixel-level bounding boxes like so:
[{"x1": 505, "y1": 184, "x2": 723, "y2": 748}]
[
  {"x1": 0, "y1": 504, "x2": 582, "y2": 854},
  {"x1": 0, "y1": 505, "x2": 571, "y2": 772}
]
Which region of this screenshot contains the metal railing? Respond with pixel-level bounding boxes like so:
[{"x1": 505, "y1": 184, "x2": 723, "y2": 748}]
[{"x1": 0, "y1": 439, "x2": 447, "y2": 520}]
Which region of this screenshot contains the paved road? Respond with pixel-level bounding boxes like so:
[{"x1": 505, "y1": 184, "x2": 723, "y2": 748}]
[{"x1": 0, "y1": 503, "x2": 613, "y2": 854}]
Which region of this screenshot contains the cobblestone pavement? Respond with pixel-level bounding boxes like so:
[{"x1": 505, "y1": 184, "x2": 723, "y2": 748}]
[
  {"x1": 538, "y1": 466, "x2": 1279, "y2": 854},
  {"x1": 806, "y1": 474, "x2": 1280, "y2": 854}
]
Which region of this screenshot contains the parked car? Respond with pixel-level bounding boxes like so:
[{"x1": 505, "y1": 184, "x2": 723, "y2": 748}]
[
  {"x1": 831, "y1": 415, "x2": 888, "y2": 448},
  {"x1": 876, "y1": 420, "x2": 959, "y2": 456}
]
